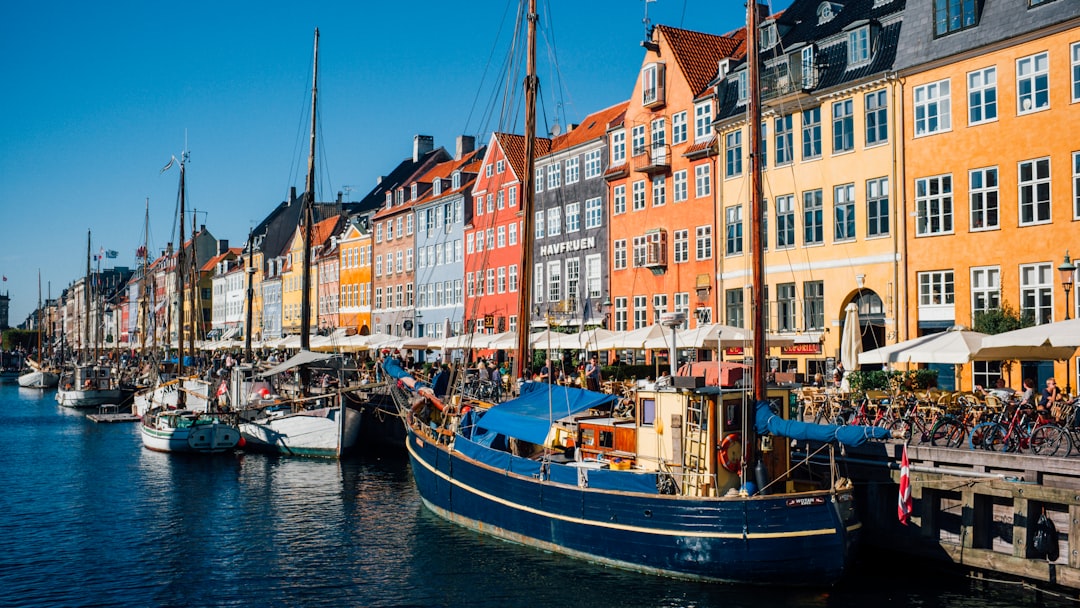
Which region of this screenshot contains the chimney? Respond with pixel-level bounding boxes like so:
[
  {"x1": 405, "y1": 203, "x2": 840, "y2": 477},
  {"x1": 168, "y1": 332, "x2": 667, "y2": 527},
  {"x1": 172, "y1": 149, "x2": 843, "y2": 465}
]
[
  {"x1": 290, "y1": 186, "x2": 297, "y2": 205},
  {"x1": 455, "y1": 135, "x2": 475, "y2": 160},
  {"x1": 218, "y1": 239, "x2": 229, "y2": 254},
  {"x1": 413, "y1": 135, "x2": 434, "y2": 162},
  {"x1": 377, "y1": 175, "x2": 384, "y2": 185}
]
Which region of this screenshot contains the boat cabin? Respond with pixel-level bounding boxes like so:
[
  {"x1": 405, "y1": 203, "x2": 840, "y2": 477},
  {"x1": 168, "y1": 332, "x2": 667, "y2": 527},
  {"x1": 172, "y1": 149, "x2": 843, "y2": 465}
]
[{"x1": 69, "y1": 364, "x2": 113, "y2": 391}]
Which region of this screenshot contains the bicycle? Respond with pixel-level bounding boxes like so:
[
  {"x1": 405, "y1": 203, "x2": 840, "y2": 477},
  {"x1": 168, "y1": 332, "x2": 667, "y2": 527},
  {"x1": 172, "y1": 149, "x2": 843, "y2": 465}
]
[{"x1": 888, "y1": 394, "x2": 943, "y2": 445}]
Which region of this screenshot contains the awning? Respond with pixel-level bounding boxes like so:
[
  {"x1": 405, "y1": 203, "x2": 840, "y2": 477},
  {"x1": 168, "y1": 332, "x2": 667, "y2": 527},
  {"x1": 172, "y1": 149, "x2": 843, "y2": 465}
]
[
  {"x1": 475, "y1": 383, "x2": 618, "y2": 444},
  {"x1": 258, "y1": 350, "x2": 335, "y2": 377}
]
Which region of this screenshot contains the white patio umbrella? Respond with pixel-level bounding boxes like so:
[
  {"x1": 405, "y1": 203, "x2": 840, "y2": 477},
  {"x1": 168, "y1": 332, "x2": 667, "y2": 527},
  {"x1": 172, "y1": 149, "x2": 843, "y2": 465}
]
[
  {"x1": 859, "y1": 327, "x2": 988, "y2": 365},
  {"x1": 839, "y1": 303, "x2": 862, "y2": 371},
  {"x1": 594, "y1": 324, "x2": 667, "y2": 350},
  {"x1": 976, "y1": 318, "x2": 1080, "y2": 361}
]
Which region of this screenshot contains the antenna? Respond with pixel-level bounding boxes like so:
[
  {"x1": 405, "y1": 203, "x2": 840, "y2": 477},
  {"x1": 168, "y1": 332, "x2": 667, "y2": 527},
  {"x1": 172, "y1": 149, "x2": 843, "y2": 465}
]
[
  {"x1": 643, "y1": 0, "x2": 656, "y2": 39},
  {"x1": 341, "y1": 185, "x2": 363, "y2": 202}
]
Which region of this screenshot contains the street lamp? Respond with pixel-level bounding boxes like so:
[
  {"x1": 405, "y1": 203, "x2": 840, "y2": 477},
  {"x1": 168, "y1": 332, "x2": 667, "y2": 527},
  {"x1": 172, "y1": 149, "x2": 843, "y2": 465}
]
[
  {"x1": 1060, "y1": 251, "x2": 1076, "y2": 397},
  {"x1": 1059, "y1": 251, "x2": 1076, "y2": 321}
]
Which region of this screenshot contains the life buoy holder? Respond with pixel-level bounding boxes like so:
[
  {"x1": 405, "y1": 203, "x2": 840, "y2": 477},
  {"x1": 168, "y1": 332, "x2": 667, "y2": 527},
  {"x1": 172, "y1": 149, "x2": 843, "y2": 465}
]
[{"x1": 719, "y1": 433, "x2": 742, "y2": 473}]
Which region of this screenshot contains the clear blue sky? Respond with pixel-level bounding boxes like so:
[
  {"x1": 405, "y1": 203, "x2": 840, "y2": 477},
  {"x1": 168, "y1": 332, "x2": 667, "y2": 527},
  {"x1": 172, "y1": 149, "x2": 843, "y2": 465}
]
[{"x1": 0, "y1": 0, "x2": 785, "y2": 325}]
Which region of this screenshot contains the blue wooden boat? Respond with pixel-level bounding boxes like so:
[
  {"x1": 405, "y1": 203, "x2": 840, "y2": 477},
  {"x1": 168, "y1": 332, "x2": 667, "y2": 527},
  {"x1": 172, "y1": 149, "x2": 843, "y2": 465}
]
[{"x1": 382, "y1": 0, "x2": 890, "y2": 585}]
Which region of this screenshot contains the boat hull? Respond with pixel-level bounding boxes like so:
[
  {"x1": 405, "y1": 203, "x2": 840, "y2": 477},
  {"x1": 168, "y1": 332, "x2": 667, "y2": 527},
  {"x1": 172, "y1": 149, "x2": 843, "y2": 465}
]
[
  {"x1": 405, "y1": 426, "x2": 856, "y2": 585},
  {"x1": 239, "y1": 405, "x2": 362, "y2": 457},
  {"x1": 56, "y1": 388, "x2": 124, "y2": 408},
  {"x1": 140, "y1": 418, "x2": 241, "y2": 453},
  {"x1": 18, "y1": 370, "x2": 59, "y2": 389}
]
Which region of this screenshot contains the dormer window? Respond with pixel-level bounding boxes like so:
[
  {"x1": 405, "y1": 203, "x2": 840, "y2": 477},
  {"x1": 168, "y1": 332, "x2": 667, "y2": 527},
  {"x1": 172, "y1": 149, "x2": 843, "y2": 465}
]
[
  {"x1": 717, "y1": 59, "x2": 730, "y2": 81},
  {"x1": 759, "y1": 20, "x2": 778, "y2": 50},
  {"x1": 385, "y1": 191, "x2": 393, "y2": 208},
  {"x1": 734, "y1": 69, "x2": 749, "y2": 104},
  {"x1": 845, "y1": 21, "x2": 874, "y2": 67},
  {"x1": 452, "y1": 171, "x2": 461, "y2": 189},
  {"x1": 395, "y1": 189, "x2": 404, "y2": 205},
  {"x1": 801, "y1": 46, "x2": 816, "y2": 88},
  {"x1": 433, "y1": 178, "x2": 442, "y2": 196},
  {"x1": 641, "y1": 62, "x2": 666, "y2": 108},
  {"x1": 933, "y1": 0, "x2": 978, "y2": 36},
  {"x1": 411, "y1": 183, "x2": 418, "y2": 200},
  {"x1": 817, "y1": 1, "x2": 841, "y2": 24}
]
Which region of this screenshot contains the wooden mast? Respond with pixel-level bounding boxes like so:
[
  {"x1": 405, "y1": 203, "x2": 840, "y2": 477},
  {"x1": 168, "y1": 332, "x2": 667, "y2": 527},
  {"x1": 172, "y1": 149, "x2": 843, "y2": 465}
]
[
  {"x1": 746, "y1": 0, "x2": 764, "y2": 471},
  {"x1": 300, "y1": 28, "x2": 319, "y2": 352},
  {"x1": 84, "y1": 230, "x2": 91, "y2": 362},
  {"x1": 177, "y1": 154, "x2": 186, "y2": 379},
  {"x1": 513, "y1": 0, "x2": 538, "y2": 381},
  {"x1": 244, "y1": 228, "x2": 254, "y2": 362}
]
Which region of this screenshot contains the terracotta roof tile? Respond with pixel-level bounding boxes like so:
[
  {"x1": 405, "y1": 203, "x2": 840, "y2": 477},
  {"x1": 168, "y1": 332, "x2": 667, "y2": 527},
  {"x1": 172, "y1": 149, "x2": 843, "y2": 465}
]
[
  {"x1": 494, "y1": 132, "x2": 551, "y2": 181},
  {"x1": 550, "y1": 101, "x2": 630, "y2": 151},
  {"x1": 656, "y1": 25, "x2": 743, "y2": 95}
]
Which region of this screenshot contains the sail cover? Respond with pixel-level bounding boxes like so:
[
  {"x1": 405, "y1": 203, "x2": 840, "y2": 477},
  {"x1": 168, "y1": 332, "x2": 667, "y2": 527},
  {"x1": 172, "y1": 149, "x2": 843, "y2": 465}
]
[
  {"x1": 754, "y1": 400, "x2": 890, "y2": 447},
  {"x1": 258, "y1": 350, "x2": 335, "y2": 377},
  {"x1": 476, "y1": 383, "x2": 619, "y2": 445}
]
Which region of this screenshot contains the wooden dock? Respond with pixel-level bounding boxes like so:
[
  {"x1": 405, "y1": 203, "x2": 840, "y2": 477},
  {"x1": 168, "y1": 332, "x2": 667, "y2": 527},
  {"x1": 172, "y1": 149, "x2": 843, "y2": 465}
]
[
  {"x1": 87, "y1": 405, "x2": 140, "y2": 423},
  {"x1": 809, "y1": 440, "x2": 1080, "y2": 593}
]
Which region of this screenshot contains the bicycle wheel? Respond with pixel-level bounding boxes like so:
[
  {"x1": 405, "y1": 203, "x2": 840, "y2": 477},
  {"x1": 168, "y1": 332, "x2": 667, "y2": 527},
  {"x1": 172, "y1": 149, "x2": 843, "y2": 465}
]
[
  {"x1": 930, "y1": 418, "x2": 966, "y2": 448},
  {"x1": 968, "y1": 422, "x2": 994, "y2": 450},
  {"x1": 983, "y1": 423, "x2": 1014, "y2": 452},
  {"x1": 1030, "y1": 425, "x2": 1073, "y2": 457}
]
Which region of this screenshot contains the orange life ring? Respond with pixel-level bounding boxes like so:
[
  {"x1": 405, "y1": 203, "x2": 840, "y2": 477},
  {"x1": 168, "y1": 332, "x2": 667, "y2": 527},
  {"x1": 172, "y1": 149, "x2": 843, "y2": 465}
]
[{"x1": 719, "y1": 433, "x2": 742, "y2": 473}]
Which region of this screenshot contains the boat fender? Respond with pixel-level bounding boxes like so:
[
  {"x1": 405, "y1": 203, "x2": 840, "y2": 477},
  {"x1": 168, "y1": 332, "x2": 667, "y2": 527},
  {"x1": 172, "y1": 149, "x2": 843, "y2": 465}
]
[{"x1": 719, "y1": 433, "x2": 742, "y2": 473}]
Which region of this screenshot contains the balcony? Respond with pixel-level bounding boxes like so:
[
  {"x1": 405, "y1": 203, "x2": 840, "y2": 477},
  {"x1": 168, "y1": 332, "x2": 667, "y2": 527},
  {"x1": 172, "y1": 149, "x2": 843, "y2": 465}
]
[
  {"x1": 644, "y1": 230, "x2": 668, "y2": 275},
  {"x1": 632, "y1": 143, "x2": 670, "y2": 175}
]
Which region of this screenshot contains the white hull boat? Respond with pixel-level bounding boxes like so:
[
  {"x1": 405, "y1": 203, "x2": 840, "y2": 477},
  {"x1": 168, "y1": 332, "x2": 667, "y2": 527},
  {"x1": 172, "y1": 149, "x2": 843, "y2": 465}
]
[{"x1": 140, "y1": 409, "x2": 241, "y2": 453}]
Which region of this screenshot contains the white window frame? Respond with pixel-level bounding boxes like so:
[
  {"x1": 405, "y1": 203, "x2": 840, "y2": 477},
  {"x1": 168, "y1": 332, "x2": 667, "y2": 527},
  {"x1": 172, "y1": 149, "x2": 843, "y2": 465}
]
[
  {"x1": 915, "y1": 174, "x2": 954, "y2": 236},
  {"x1": 673, "y1": 169, "x2": 688, "y2": 202},
  {"x1": 566, "y1": 202, "x2": 581, "y2": 233},
  {"x1": 694, "y1": 101, "x2": 713, "y2": 140},
  {"x1": 1018, "y1": 157, "x2": 1051, "y2": 226},
  {"x1": 613, "y1": 184, "x2": 626, "y2": 215},
  {"x1": 967, "y1": 66, "x2": 997, "y2": 126},
  {"x1": 969, "y1": 166, "x2": 999, "y2": 231},
  {"x1": 1016, "y1": 52, "x2": 1049, "y2": 115},
  {"x1": 913, "y1": 79, "x2": 951, "y2": 136},
  {"x1": 1020, "y1": 263, "x2": 1053, "y2": 324},
  {"x1": 672, "y1": 111, "x2": 688, "y2": 145},
  {"x1": 611, "y1": 130, "x2": 626, "y2": 166},
  {"x1": 970, "y1": 266, "x2": 1000, "y2": 320},
  {"x1": 918, "y1": 270, "x2": 955, "y2": 307},
  {"x1": 673, "y1": 229, "x2": 689, "y2": 263},
  {"x1": 695, "y1": 163, "x2": 711, "y2": 198},
  {"x1": 584, "y1": 197, "x2": 602, "y2": 229}
]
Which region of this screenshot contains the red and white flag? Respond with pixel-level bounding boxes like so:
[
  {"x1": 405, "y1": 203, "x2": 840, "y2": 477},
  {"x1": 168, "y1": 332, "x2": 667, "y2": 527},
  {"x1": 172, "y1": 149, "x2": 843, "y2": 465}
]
[
  {"x1": 216, "y1": 380, "x2": 228, "y2": 397},
  {"x1": 898, "y1": 444, "x2": 912, "y2": 525}
]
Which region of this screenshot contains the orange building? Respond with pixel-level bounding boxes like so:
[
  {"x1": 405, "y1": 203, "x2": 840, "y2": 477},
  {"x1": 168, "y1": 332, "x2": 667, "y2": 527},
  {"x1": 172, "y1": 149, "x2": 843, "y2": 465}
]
[
  {"x1": 606, "y1": 25, "x2": 743, "y2": 363},
  {"x1": 897, "y1": 1, "x2": 1079, "y2": 390},
  {"x1": 337, "y1": 218, "x2": 373, "y2": 335}
]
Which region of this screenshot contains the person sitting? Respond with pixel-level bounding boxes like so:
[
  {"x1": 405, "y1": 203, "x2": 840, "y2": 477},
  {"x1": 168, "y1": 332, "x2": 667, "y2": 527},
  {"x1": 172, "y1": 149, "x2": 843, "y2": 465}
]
[
  {"x1": 988, "y1": 377, "x2": 1016, "y2": 402},
  {"x1": 656, "y1": 370, "x2": 673, "y2": 388},
  {"x1": 1018, "y1": 378, "x2": 1037, "y2": 409}
]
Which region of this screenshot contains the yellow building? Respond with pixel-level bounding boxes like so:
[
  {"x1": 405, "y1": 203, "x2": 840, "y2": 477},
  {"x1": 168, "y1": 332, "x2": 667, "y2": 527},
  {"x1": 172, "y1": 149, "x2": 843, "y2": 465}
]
[
  {"x1": 897, "y1": 1, "x2": 1080, "y2": 390},
  {"x1": 713, "y1": 0, "x2": 905, "y2": 379}
]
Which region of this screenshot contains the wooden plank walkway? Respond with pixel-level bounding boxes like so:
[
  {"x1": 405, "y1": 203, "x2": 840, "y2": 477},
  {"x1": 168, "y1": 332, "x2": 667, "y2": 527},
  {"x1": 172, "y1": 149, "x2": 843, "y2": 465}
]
[
  {"x1": 813, "y1": 440, "x2": 1080, "y2": 594},
  {"x1": 87, "y1": 405, "x2": 140, "y2": 423}
]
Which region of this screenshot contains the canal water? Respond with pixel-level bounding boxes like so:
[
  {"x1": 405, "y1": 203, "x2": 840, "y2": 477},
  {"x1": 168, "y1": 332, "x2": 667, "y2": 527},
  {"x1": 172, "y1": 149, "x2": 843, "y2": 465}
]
[{"x1": 0, "y1": 382, "x2": 1070, "y2": 607}]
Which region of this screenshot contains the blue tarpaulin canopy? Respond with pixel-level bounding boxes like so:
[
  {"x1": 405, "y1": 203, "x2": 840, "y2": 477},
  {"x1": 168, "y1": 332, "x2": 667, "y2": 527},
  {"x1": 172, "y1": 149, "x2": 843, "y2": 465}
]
[{"x1": 476, "y1": 383, "x2": 619, "y2": 445}]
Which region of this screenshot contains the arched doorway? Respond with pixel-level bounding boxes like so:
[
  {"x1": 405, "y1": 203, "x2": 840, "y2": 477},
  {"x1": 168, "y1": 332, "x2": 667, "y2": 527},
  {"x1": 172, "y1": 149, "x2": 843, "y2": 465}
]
[{"x1": 851, "y1": 290, "x2": 886, "y2": 370}]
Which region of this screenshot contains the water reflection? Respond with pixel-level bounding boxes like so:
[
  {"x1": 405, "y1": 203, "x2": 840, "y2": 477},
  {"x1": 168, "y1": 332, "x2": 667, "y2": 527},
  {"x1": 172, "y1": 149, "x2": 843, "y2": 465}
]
[{"x1": 0, "y1": 383, "x2": 1074, "y2": 607}]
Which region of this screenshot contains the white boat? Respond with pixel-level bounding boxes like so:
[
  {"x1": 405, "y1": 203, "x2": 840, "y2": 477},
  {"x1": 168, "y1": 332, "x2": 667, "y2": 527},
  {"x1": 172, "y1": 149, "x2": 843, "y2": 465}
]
[
  {"x1": 229, "y1": 358, "x2": 363, "y2": 458},
  {"x1": 56, "y1": 364, "x2": 124, "y2": 408},
  {"x1": 18, "y1": 367, "x2": 60, "y2": 389},
  {"x1": 140, "y1": 408, "x2": 240, "y2": 453}
]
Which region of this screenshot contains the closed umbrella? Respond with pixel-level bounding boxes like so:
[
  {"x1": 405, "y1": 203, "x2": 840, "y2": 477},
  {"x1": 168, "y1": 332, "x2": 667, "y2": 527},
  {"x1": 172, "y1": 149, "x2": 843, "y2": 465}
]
[{"x1": 840, "y1": 303, "x2": 862, "y2": 371}]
